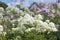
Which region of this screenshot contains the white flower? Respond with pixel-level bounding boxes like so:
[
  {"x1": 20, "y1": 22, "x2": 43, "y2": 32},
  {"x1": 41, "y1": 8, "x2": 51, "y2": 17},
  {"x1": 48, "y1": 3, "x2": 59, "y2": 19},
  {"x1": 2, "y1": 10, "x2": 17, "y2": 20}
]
[
  {"x1": 12, "y1": 23, "x2": 15, "y2": 26},
  {"x1": 3, "y1": 32, "x2": 6, "y2": 36},
  {"x1": 49, "y1": 22, "x2": 55, "y2": 28},
  {"x1": 36, "y1": 27, "x2": 41, "y2": 32},
  {"x1": 46, "y1": 20, "x2": 50, "y2": 23},
  {"x1": 51, "y1": 9, "x2": 55, "y2": 13},
  {"x1": 0, "y1": 25, "x2": 3, "y2": 31},
  {"x1": 0, "y1": 25, "x2": 3, "y2": 34},
  {"x1": 49, "y1": 22, "x2": 58, "y2": 31},
  {"x1": 30, "y1": 27, "x2": 35, "y2": 30},
  {"x1": 19, "y1": 10, "x2": 25, "y2": 14},
  {"x1": 25, "y1": 27, "x2": 35, "y2": 32},
  {"x1": 25, "y1": 28, "x2": 31, "y2": 32},
  {"x1": 6, "y1": 6, "x2": 14, "y2": 11},
  {"x1": 34, "y1": 14, "x2": 43, "y2": 20},
  {"x1": 0, "y1": 7, "x2": 4, "y2": 12},
  {"x1": 51, "y1": 28, "x2": 58, "y2": 31},
  {"x1": 35, "y1": 20, "x2": 47, "y2": 32},
  {"x1": 35, "y1": 20, "x2": 58, "y2": 32},
  {"x1": 12, "y1": 27, "x2": 19, "y2": 31},
  {"x1": 21, "y1": 14, "x2": 34, "y2": 24},
  {"x1": 43, "y1": 22, "x2": 50, "y2": 29},
  {"x1": 35, "y1": 20, "x2": 43, "y2": 25},
  {"x1": 0, "y1": 13, "x2": 3, "y2": 18}
]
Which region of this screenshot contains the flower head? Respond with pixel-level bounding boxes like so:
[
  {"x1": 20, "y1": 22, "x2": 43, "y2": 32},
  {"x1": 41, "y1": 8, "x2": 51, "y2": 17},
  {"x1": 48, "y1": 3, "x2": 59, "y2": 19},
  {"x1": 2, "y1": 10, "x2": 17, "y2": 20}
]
[
  {"x1": 48, "y1": 13, "x2": 55, "y2": 18},
  {"x1": 0, "y1": 7, "x2": 4, "y2": 13},
  {"x1": 0, "y1": 25, "x2": 3, "y2": 34}
]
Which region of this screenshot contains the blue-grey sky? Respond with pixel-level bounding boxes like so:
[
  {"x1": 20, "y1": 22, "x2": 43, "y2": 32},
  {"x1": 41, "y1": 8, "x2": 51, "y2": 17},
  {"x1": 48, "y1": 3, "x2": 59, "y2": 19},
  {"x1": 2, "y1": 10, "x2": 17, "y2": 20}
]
[{"x1": 0, "y1": 0, "x2": 57, "y2": 8}]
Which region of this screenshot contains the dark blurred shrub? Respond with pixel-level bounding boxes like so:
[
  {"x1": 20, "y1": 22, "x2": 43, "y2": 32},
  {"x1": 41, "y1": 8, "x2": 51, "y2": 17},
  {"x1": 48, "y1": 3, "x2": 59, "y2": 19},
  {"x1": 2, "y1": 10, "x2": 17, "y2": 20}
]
[{"x1": 0, "y1": 1, "x2": 8, "y2": 9}]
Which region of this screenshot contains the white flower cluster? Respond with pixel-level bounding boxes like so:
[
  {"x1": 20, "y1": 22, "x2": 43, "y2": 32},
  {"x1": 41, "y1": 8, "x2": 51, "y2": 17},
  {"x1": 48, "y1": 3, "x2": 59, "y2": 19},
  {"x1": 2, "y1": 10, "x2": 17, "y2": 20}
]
[
  {"x1": 14, "y1": 14, "x2": 58, "y2": 33},
  {"x1": 6, "y1": 6, "x2": 24, "y2": 16},
  {"x1": 25, "y1": 27, "x2": 35, "y2": 32},
  {"x1": 0, "y1": 7, "x2": 4, "y2": 18},
  {"x1": 6, "y1": 7, "x2": 19, "y2": 13},
  {"x1": 34, "y1": 14, "x2": 43, "y2": 20},
  {"x1": 0, "y1": 13, "x2": 3, "y2": 18},
  {"x1": 35, "y1": 20, "x2": 57, "y2": 32},
  {"x1": 0, "y1": 7, "x2": 4, "y2": 13},
  {"x1": 0, "y1": 25, "x2": 3, "y2": 34},
  {"x1": 20, "y1": 14, "x2": 34, "y2": 24}
]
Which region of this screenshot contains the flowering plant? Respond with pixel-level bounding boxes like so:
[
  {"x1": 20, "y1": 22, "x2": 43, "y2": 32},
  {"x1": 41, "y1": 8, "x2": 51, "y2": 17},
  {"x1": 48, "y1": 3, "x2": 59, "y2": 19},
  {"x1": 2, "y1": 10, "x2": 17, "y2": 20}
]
[{"x1": 0, "y1": 5, "x2": 59, "y2": 40}]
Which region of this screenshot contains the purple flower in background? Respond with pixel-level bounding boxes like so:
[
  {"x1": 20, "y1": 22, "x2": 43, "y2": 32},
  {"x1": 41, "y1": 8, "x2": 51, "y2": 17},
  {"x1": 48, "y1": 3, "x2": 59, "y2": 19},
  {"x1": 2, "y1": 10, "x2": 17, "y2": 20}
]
[
  {"x1": 45, "y1": 9, "x2": 50, "y2": 12},
  {"x1": 38, "y1": 8, "x2": 50, "y2": 15},
  {"x1": 41, "y1": 8, "x2": 50, "y2": 12},
  {"x1": 48, "y1": 13, "x2": 55, "y2": 18}
]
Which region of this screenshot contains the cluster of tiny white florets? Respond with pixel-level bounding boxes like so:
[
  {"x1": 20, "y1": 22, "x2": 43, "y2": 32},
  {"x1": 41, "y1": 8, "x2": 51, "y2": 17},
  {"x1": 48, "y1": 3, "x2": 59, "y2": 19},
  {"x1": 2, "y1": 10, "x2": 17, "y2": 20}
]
[
  {"x1": 0, "y1": 7, "x2": 4, "y2": 13},
  {"x1": 11, "y1": 14, "x2": 58, "y2": 33}
]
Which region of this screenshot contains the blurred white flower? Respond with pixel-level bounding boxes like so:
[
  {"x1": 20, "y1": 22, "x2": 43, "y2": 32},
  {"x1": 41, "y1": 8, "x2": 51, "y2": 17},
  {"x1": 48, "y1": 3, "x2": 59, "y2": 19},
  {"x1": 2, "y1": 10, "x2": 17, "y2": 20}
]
[
  {"x1": 0, "y1": 7, "x2": 4, "y2": 13},
  {"x1": 49, "y1": 22, "x2": 55, "y2": 28},
  {"x1": 35, "y1": 20, "x2": 47, "y2": 32},
  {"x1": 21, "y1": 14, "x2": 34, "y2": 24},
  {"x1": 19, "y1": 10, "x2": 25, "y2": 15},
  {"x1": 12, "y1": 27, "x2": 20, "y2": 31},
  {"x1": 30, "y1": 27, "x2": 35, "y2": 30},
  {"x1": 25, "y1": 27, "x2": 35, "y2": 32},
  {"x1": 0, "y1": 25, "x2": 3, "y2": 34},
  {"x1": 49, "y1": 22, "x2": 58, "y2": 31},
  {"x1": 34, "y1": 14, "x2": 43, "y2": 20},
  {"x1": 35, "y1": 20, "x2": 44, "y2": 26},
  {"x1": 43, "y1": 22, "x2": 50, "y2": 29},
  {"x1": 51, "y1": 28, "x2": 58, "y2": 32},
  {"x1": 0, "y1": 13, "x2": 3, "y2": 18},
  {"x1": 34, "y1": 19, "x2": 58, "y2": 32},
  {"x1": 3, "y1": 32, "x2": 6, "y2": 36},
  {"x1": 51, "y1": 9, "x2": 55, "y2": 13},
  {"x1": 6, "y1": 6, "x2": 13, "y2": 11},
  {"x1": 0, "y1": 25, "x2": 3, "y2": 31},
  {"x1": 25, "y1": 28, "x2": 31, "y2": 32},
  {"x1": 46, "y1": 20, "x2": 50, "y2": 23}
]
